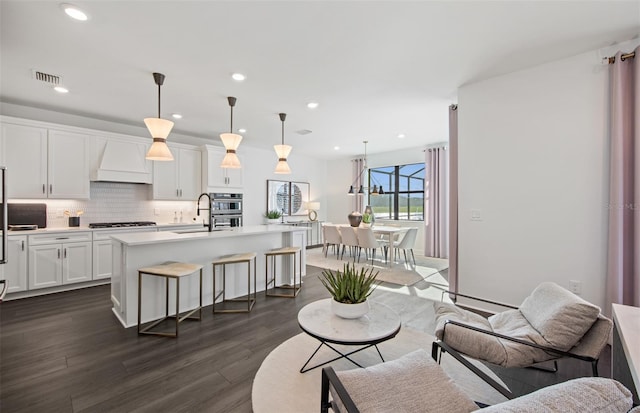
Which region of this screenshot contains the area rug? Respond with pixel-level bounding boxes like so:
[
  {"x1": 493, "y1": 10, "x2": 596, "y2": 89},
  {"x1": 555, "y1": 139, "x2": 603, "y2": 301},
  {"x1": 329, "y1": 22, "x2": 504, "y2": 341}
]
[
  {"x1": 306, "y1": 248, "x2": 448, "y2": 287},
  {"x1": 252, "y1": 328, "x2": 509, "y2": 412}
]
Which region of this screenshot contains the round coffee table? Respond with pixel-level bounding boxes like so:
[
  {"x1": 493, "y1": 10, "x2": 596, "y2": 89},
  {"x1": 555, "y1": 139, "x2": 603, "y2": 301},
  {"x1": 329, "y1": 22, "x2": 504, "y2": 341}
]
[{"x1": 297, "y1": 298, "x2": 401, "y2": 373}]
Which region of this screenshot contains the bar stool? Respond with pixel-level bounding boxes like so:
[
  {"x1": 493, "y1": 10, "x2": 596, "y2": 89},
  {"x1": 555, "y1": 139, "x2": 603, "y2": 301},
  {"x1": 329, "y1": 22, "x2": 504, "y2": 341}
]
[
  {"x1": 265, "y1": 246, "x2": 302, "y2": 298},
  {"x1": 212, "y1": 252, "x2": 257, "y2": 313},
  {"x1": 137, "y1": 261, "x2": 203, "y2": 338}
]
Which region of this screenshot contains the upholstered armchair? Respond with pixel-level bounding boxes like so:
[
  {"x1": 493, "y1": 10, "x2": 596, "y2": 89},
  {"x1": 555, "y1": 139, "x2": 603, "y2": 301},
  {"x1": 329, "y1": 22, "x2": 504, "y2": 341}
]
[
  {"x1": 320, "y1": 349, "x2": 638, "y2": 413},
  {"x1": 432, "y1": 282, "x2": 613, "y2": 398}
]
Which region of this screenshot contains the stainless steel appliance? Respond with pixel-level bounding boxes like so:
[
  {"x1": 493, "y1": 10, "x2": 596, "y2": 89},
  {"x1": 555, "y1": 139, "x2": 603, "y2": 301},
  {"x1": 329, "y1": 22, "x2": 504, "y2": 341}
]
[
  {"x1": 88, "y1": 221, "x2": 157, "y2": 228},
  {"x1": 211, "y1": 193, "x2": 243, "y2": 228}
]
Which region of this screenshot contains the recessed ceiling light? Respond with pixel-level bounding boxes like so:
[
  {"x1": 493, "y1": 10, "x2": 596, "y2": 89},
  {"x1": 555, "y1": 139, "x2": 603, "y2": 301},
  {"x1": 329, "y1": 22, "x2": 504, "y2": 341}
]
[
  {"x1": 172, "y1": 113, "x2": 182, "y2": 119},
  {"x1": 231, "y1": 73, "x2": 246, "y2": 81},
  {"x1": 54, "y1": 86, "x2": 69, "y2": 94},
  {"x1": 334, "y1": 146, "x2": 340, "y2": 150},
  {"x1": 61, "y1": 3, "x2": 88, "y2": 21},
  {"x1": 397, "y1": 133, "x2": 405, "y2": 138},
  {"x1": 307, "y1": 102, "x2": 319, "y2": 109},
  {"x1": 238, "y1": 128, "x2": 246, "y2": 133}
]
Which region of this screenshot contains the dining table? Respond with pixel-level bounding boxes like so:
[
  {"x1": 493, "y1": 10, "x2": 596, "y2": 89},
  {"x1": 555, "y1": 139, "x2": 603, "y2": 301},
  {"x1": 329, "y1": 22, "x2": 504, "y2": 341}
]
[{"x1": 338, "y1": 224, "x2": 408, "y2": 267}]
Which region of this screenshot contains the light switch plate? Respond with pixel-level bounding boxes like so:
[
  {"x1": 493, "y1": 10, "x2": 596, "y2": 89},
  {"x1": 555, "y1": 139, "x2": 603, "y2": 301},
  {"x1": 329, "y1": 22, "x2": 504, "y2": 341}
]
[{"x1": 471, "y1": 209, "x2": 482, "y2": 221}]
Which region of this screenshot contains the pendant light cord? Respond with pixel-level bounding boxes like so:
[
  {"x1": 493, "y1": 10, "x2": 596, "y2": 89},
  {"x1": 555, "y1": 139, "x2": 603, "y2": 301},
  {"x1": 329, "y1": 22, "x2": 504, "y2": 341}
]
[
  {"x1": 157, "y1": 83, "x2": 161, "y2": 118},
  {"x1": 279, "y1": 113, "x2": 287, "y2": 145}
]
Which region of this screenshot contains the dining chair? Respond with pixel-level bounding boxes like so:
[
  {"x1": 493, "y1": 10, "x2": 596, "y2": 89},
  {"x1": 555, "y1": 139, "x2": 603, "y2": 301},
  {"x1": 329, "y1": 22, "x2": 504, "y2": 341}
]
[
  {"x1": 339, "y1": 226, "x2": 359, "y2": 262},
  {"x1": 394, "y1": 227, "x2": 418, "y2": 265},
  {"x1": 323, "y1": 224, "x2": 342, "y2": 259},
  {"x1": 356, "y1": 227, "x2": 387, "y2": 265}
]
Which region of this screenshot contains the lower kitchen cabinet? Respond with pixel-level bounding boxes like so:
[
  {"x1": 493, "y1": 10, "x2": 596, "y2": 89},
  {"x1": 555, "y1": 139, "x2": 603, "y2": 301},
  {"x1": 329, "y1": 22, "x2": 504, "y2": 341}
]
[
  {"x1": 92, "y1": 239, "x2": 113, "y2": 280},
  {"x1": 92, "y1": 228, "x2": 157, "y2": 280},
  {"x1": 0, "y1": 235, "x2": 28, "y2": 293},
  {"x1": 28, "y1": 232, "x2": 92, "y2": 290}
]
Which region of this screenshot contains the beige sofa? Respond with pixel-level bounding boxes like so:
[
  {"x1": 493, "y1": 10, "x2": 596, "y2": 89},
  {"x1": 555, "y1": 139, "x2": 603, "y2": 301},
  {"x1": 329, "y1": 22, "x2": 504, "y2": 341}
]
[{"x1": 321, "y1": 349, "x2": 639, "y2": 413}]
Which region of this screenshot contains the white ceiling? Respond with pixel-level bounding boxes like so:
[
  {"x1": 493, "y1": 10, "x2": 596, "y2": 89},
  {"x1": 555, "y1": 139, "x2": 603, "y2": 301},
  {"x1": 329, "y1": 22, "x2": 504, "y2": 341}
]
[{"x1": 1, "y1": 1, "x2": 639, "y2": 160}]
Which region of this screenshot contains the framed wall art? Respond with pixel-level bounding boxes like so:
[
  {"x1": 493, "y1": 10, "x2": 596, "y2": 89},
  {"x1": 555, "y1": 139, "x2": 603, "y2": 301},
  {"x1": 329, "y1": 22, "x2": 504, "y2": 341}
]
[
  {"x1": 289, "y1": 181, "x2": 310, "y2": 216},
  {"x1": 266, "y1": 180, "x2": 310, "y2": 216},
  {"x1": 266, "y1": 180, "x2": 291, "y2": 215}
]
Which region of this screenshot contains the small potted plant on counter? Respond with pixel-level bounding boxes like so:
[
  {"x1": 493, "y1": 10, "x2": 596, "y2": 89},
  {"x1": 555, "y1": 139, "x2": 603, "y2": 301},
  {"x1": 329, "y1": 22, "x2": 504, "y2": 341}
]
[
  {"x1": 264, "y1": 209, "x2": 282, "y2": 224},
  {"x1": 319, "y1": 263, "x2": 379, "y2": 319}
]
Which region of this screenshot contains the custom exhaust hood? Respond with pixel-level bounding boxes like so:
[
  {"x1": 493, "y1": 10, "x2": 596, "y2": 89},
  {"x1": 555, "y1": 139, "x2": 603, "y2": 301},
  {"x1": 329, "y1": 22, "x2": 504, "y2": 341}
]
[{"x1": 91, "y1": 138, "x2": 152, "y2": 184}]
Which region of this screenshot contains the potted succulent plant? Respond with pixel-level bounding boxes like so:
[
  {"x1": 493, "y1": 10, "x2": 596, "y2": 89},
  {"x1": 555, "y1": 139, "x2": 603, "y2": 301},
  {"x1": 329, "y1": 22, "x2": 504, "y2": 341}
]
[
  {"x1": 319, "y1": 263, "x2": 379, "y2": 318},
  {"x1": 264, "y1": 209, "x2": 282, "y2": 224}
]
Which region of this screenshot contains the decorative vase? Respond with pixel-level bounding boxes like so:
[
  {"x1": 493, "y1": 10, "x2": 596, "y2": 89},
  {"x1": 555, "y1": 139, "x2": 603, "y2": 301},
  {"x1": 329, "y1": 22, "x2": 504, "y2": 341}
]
[
  {"x1": 265, "y1": 218, "x2": 280, "y2": 225},
  {"x1": 331, "y1": 299, "x2": 370, "y2": 319},
  {"x1": 348, "y1": 212, "x2": 362, "y2": 227}
]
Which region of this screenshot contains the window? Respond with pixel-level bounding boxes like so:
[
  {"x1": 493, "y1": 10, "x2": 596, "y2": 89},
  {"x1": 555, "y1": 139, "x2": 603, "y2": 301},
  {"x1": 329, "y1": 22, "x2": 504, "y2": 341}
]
[{"x1": 368, "y1": 162, "x2": 425, "y2": 221}]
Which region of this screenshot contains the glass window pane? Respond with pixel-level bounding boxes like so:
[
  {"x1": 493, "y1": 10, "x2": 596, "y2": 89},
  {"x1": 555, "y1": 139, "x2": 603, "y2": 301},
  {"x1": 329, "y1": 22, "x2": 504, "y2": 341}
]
[{"x1": 369, "y1": 194, "x2": 392, "y2": 219}]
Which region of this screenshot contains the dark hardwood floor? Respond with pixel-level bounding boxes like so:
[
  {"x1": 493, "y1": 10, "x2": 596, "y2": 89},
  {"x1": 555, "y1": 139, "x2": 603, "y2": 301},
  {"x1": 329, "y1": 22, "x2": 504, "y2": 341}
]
[{"x1": 0, "y1": 265, "x2": 611, "y2": 412}]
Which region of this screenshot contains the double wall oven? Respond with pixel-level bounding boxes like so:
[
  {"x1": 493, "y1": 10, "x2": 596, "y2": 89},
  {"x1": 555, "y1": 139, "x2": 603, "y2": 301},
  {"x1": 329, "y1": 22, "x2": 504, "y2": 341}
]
[{"x1": 211, "y1": 193, "x2": 243, "y2": 228}]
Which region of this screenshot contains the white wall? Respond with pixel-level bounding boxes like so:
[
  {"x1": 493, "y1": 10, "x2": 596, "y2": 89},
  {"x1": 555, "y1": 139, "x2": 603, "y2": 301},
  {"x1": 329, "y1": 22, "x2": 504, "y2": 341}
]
[
  {"x1": 240, "y1": 145, "x2": 327, "y2": 226},
  {"x1": 457, "y1": 49, "x2": 611, "y2": 310}
]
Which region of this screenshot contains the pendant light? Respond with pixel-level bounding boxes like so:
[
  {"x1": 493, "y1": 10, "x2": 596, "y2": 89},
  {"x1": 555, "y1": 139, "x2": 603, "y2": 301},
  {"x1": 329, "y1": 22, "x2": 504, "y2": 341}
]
[
  {"x1": 144, "y1": 72, "x2": 174, "y2": 161},
  {"x1": 347, "y1": 140, "x2": 385, "y2": 195},
  {"x1": 220, "y1": 96, "x2": 242, "y2": 168},
  {"x1": 274, "y1": 113, "x2": 291, "y2": 174}
]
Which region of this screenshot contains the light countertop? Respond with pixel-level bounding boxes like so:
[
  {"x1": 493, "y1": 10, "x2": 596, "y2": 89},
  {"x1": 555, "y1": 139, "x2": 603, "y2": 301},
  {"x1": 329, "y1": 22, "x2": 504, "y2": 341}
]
[
  {"x1": 2, "y1": 222, "x2": 202, "y2": 236},
  {"x1": 111, "y1": 224, "x2": 308, "y2": 246}
]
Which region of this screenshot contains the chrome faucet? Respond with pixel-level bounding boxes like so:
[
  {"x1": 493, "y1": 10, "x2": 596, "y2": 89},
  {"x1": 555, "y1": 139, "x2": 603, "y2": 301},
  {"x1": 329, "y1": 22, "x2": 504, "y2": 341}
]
[{"x1": 196, "y1": 193, "x2": 213, "y2": 232}]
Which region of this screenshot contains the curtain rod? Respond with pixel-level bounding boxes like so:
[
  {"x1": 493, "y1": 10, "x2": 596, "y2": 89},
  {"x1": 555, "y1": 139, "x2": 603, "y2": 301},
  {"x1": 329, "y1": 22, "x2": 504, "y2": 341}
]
[{"x1": 605, "y1": 52, "x2": 635, "y2": 64}]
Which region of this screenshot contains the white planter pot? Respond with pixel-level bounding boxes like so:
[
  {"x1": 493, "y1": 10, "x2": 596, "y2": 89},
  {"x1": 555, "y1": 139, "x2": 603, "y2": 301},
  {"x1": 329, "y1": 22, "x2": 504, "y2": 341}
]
[
  {"x1": 264, "y1": 218, "x2": 280, "y2": 225},
  {"x1": 331, "y1": 299, "x2": 370, "y2": 319}
]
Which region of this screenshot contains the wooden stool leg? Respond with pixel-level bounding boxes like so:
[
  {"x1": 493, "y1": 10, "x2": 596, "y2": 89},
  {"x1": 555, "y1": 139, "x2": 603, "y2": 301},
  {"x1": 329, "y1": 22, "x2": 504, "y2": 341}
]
[
  {"x1": 138, "y1": 272, "x2": 143, "y2": 334},
  {"x1": 175, "y1": 278, "x2": 180, "y2": 337}
]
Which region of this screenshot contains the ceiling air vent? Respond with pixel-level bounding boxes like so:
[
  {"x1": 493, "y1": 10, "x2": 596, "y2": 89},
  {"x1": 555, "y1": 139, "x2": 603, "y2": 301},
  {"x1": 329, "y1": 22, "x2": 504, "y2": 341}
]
[
  {"x1": 296, "y1": 129, "x2": 312, "y2": 136},
  {"x1": 31, "y1": 69, "x2": 62, "y2": 85}
]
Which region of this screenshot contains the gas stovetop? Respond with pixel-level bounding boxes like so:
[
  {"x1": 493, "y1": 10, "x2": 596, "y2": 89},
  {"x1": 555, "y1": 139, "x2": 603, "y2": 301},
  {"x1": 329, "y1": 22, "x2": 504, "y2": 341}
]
[{"x1": 88, "y1": 221, "x2": 157, "y2": 228}]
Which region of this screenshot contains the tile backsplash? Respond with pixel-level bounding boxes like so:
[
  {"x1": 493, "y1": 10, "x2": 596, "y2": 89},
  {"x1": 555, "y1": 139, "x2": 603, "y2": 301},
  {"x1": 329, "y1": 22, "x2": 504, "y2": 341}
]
[{"x1": 15, "y1": 182, "x2": 200, "y2": 228}]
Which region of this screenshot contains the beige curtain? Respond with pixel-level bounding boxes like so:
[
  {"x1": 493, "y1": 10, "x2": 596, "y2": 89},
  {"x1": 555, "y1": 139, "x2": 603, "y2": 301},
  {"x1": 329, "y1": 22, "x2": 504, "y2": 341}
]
[
  {"x1": 425, "y1": 146, "x2": 449, "y2": 258},
  {"x1": 448, "y1": 104, "x2": 459, "y2": 294},
  {"x1": 606, "y1": 47, "x2": 640, "y2": 310},
  {"x1": 352, "y1": 158, "x2": 364, "y2": 213}
]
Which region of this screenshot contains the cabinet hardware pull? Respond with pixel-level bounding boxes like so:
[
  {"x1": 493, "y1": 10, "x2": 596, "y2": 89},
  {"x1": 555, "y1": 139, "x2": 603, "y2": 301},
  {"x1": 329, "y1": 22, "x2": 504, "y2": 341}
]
[
  {"x1": 49, "y1": 184, "x2": 52, "y2": 194},
  {"x1": 57, "y1": 249, "x2": 60, "y2": 259},
  {"x1": 42, "y1": 184, "x2": 45, "y2": 194},
  {"x1": 55, "y1": 237, "x2": 69, "y2": 240},
  {"x1": 177, "y1": 189, "x2": 179, "y2": 197},
  {"x1": 21, "y1": 240, "x2": 25, "y2": 251},
  {"x1": 64, "y1": 248, "x2": 67, "y2": 258}
]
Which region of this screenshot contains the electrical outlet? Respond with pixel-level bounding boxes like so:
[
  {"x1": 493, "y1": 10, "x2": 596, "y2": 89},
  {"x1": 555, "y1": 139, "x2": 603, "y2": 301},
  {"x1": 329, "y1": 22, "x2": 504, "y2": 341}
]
[
  {"x1": 154, "y1": 208, "x2": 160, "y2": 216},
  {"x1": 56, "y1": 208, "x2": 63, "y2": 218},
  {"x1": 470, "y1": 209, "x2": 482, "y2": 221},
  {"x1": 569, "y1": 280, "x2": 581, "y2": 295}
]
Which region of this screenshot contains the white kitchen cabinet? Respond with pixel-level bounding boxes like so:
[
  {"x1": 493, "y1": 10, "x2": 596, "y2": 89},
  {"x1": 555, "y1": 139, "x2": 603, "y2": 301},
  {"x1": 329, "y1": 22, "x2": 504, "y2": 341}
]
[
  {"x1": 153, "y1": 146, "x2": 202, "y2": 200},
  {"x1": 0, "y1": 235, "x2": 28, "y2": 293},
  {"x1": 28, "y1": 232, "x2": 92, "y2": 289},
  {"x1": 0, "y1": 122, "x2": 90, "y2": 199},
  {"x1": 48, "y1": 130, "x2": 91, "y2": 199},
  {"x1": 92, "y1": 228, "x2": 157, "y2": 280},
  {"x1": 1, "y1": 123, "x2": 48, "y2": 198},
  {"x1": 201, "y1": 145, "x2": 244, "y2": 192}
]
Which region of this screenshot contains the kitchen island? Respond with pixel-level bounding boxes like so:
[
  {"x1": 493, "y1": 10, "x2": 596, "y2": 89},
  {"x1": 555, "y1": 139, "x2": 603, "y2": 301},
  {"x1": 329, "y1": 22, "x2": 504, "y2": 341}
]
[{"x1": 110, "y1": 225, "x2": 307, "y2": 328}]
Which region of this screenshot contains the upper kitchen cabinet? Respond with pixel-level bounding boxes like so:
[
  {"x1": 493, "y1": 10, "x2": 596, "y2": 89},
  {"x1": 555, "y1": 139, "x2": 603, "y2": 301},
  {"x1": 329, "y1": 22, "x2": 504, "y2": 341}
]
[
  {"x1": 152, "y1": 144, "x2": 202, "y2": 200},
  {"x1": 201, "y1": 144, "x2": 244, "y2": 192},
  {"x1": 0, "y1": 121, "x2": 90, "y2": 199}
]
